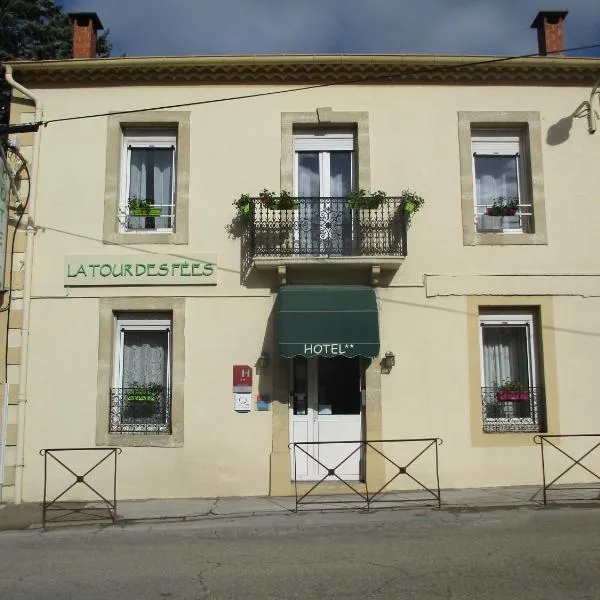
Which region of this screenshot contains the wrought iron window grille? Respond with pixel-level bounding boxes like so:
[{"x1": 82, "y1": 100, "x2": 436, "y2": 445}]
[
  {"x1": 481, "y1": 387, "x2": 546, "y2": 433},
  {"x1": 109, "y1": 387, "x2": 172, "y2": 434}
]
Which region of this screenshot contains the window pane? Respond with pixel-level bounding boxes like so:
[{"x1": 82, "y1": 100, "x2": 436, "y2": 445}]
[
  {"x1": 297, "y1": 152, "x2": 320, "y2": 197},
  {"x1": 128, "y1": 147, "x2": 174, "y2": 230},
  {"x1": 475, "y1": 155, "x2": 518, "y2": 205},
  {"x1": 481, "y1": 325, "x2": 530, "y2": 387},
  {"x1": 122, "y1": 330, "x2": 168, "y2": 387},
  {"x1": 329, "y1": 151, "x2": 352, "y2": 197}
]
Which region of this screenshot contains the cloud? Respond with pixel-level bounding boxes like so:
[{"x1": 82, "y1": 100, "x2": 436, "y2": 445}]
[{"x1": 62, "y1": 0, "x2": 600, "y2": 57}]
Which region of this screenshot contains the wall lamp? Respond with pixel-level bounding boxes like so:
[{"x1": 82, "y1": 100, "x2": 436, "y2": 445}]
[
  {"x1": 383, "y1": 351, "x2": 396, "y2": 371},
  {"x1": 257, "y1": 351, "x2": 270, "y2": 369}
]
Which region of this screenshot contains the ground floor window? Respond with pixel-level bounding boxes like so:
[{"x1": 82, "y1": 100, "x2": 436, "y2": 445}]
[
  {"x1": 109, "y1": 313, "x2": 172, "y2": 434},
  {"x1": 479, "y1": 309, "x2": 546, "y2": 433}
]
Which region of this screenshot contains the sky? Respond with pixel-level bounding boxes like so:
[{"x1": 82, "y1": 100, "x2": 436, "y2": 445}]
[{"x1": 61, "y1": 0, "x2": 600, "y2": 58}]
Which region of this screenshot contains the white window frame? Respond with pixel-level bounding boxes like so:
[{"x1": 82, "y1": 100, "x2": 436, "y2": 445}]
[
  {"x1": 479, "y1": 311, "x2": 541, "y2": 431},
  {"x1": 112, "y1": 314, "x2": 172, "y2": 434},
  {"x1": 119, "y1": 130, "x2": 177, "y2": 233},
  {"x1": 472, "y1": 130, "x2": 532, "y2": 234},
  {"x1": 293, "y1": 131, "x2": 355, "y2": 196}
]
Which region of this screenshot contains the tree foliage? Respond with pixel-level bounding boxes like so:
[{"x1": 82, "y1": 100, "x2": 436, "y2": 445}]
[{"x1": 0, "y1": 0, "x2": 112, "y2": 124}]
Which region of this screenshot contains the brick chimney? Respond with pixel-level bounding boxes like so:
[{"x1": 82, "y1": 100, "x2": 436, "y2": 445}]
[
  {"x1": 68, "y1": 12, "x2": 104, "y2": 59},
  {"x1": 530, "y1": 11, "x2": 568, "y2": 56}
]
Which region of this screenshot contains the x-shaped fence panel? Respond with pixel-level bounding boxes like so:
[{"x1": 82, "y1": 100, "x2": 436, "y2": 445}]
[
  {"x1": 40, "y1": 447, "x2": 121, "y2": 526},
  {"x1": 291, "y1": 438, "x2": 442, "y2": 511},
  {"x1": 533, "y1": 434, "x2": 600, "y2": 505}
]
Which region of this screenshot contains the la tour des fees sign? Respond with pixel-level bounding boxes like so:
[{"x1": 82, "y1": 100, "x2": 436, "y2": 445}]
[{"x1": 64, "y1": 255, "x2": 217, "y2": 286}]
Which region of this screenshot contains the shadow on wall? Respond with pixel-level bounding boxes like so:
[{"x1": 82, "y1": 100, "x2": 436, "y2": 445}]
[
  {"x1": 546, "y1": 101, "x2": 591, "y2": 146},
  {"x1": 256, "y1": 300, "x2": 277, "y2": 411},
  {"x1": 226, "y1": 213, "x2": 281, "y2": 290}
]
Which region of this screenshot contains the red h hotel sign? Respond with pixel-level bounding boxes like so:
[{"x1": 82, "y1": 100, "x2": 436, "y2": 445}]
[{"x1": 233, "y1": 365, "x2": 252, "y2": 391}]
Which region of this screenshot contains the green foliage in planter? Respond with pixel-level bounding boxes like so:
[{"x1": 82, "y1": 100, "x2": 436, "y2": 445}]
[
  {"x1": 126, "y1": 382, "x2": 164, "y2": 403},
  {"x1": 128, "y1": 196, "x2": 160, "y2": 216},
  {"x1": 234, "y1": 190, "x2": 298, "y2": 217},
  {"x1": 496, "y1": 379, "x2": 528, "y2": 392},
  {"x1": 233, "y1": 194, "x2": 252, "y2": 218},
  {"x1": 347, "y1": 189, "x2": 425, "y2": 224},
  {"x1": 486, "y1": 197, "x2": 519, "y2": 217},
  {"x1": 347, "y1": 189, "x2": 387, "y2": 209},
  {"x1": 258, "y1": 189, "x2": 298, "y2": 210},
  {"x1": 401, "y1": 189, "x2": 425, "y2": 222}
]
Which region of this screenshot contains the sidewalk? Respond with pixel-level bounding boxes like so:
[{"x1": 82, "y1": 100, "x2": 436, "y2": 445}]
[{"x1": 1, "y1": 485, "x2": 598, "y2": 531}]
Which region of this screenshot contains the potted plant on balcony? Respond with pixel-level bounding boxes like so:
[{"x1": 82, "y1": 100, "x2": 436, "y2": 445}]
[
  {"x1": 234, "y1": 194, "x2": 252, "y2": 218},
  {"x1": 401, "y1": 189, "x2": 425, "y2": 223},
  {"x1": 478, "y1": 197, "x2": 519, "y2": 232},
  {"x1": 274, "y1": 190, "x2": 298, "y2": 210},
  {"x1": 128, "y1": 196, "x2": 161, "y2": 217},
  {"x1": 259, "y1": 189, "x2": 298, "y2": 210},
  {"x1": 495, "y1": 379, "x2": 530, "y2": 401},
  {"x1": 348, "y1": 188, "x2": 387, "y2": 209},
  {"x1": 234, "y1": 190, "x2": 298, "y2": 218}
]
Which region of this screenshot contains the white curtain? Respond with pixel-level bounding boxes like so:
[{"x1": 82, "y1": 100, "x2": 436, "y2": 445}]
[
  {"x1": 122, "y1": 330, "x2": 168, "y2": 388},
  {"x1": 128, "y1": 147, "x2": 173, "y2": 229},
  {"x1": 297, "y1": 152, "x2": 320, "y2": 253},
  {"x1": 482, "y1": 325, "x2": 530, "y2": 387},
  {"x1": 330, "y1": 152, "x2": 352, "y2": 255},
  {"x1": 475, "y1": 155, "x2": 518, "y2": 207}
]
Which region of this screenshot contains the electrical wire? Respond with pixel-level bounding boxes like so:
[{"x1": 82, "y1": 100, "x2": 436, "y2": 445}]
[{"x1": 31, "y1": 41, "x2": 600, "y2": 128}]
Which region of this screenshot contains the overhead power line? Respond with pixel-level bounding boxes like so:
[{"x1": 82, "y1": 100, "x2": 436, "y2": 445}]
[{"x1": 10, "y1": 42, "x2": 600, "y2": 129}]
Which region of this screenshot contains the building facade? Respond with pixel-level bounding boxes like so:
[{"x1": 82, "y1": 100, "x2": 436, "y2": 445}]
[{"x1": 2, "y1": 12, "x2": 600, "y2": 503}]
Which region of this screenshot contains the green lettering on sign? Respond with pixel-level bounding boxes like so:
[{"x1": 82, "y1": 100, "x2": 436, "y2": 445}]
[{"x1": 65, "y1": 256, "x2": 217, "y2": 286}]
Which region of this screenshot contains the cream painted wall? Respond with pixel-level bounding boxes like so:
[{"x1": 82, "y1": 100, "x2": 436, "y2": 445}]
[
  {"x1": 16, "y1": 80, "x2": 600, "y2": 499},
  {"x1": 23, "y1": 296, "x2": 275, "y2": 501},
  {"x1": 29, "y1": 83, "x2": 600, "y2": 298}
]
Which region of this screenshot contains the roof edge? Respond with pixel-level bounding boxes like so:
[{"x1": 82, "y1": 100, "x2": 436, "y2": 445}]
[{"x1": 4, "y1": 53, "x2": 599, "y2": 86}]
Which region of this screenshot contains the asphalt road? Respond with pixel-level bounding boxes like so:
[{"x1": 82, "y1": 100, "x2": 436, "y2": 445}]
[{"x1": 1, "y1": 506, "x2": 599, "y2": 599}]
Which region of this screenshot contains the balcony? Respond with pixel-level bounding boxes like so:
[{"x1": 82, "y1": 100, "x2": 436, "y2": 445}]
[
  {"x1": 249, "y1": 196, "x2": 408, "y2": 283},
  {"x1": 481, "y1": 387, "x2": 545, "y2": 433}
]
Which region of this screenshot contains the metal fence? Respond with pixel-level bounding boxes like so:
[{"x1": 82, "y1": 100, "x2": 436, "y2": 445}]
[
  {"x1": 533, "y1": 434, "x2": 600, "y2": 505},
  {"x1": 291, "y1": 437, "x2": 442, "y2": 511},
  {"x1": 40, "y1": 447, "x2": 121, "y2": 527}
]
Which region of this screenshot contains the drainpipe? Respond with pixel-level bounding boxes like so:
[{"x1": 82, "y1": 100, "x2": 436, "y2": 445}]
[{"x1": 4, "y1": 65, "x2": 42, "y2": 504}]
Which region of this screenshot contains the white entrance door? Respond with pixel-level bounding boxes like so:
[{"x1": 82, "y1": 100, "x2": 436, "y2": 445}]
[{"x1": 290, "y1": 357, "x2": 363, "y2": 481}]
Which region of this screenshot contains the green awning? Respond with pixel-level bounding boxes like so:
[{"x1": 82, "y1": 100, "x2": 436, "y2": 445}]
[{"x1": 276, "y1": 285, "x2": 380, "y2": 358}]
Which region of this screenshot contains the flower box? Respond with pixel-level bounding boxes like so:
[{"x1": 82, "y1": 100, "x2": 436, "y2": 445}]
[
  {"x1": 496, "y1": 390, "x2": 530, "y2": 401},
  {"x1": 127, "y1": 392, "x2": 159, "y2": 403},
  {"x1": 130, "y1": 207, "x2": 161, "y2": 217}
]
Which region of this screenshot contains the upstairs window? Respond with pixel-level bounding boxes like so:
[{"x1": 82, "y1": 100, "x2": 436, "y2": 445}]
[
  {"x1": 119, "y1": 130, "x2": 176, "y2": 233},
  {"x1": 472, "y1": 131, "x2": 533, "y2": 234}
]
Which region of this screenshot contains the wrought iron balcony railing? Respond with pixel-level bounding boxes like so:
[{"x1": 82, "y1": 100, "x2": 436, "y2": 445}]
[
  {"x1": 249, "y1": 196, "x2": 408, "y2": 258},
  {"x1": 481, "y1": 387, "x2": 546, "y2": 433},
  {"x1": 109, "y1": 387, "x2": 171, "y2": 434}
]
